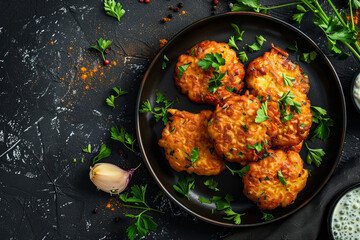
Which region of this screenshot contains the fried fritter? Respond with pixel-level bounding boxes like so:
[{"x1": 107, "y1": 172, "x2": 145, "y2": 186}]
[
  {"x1": 243, "y1": 150, "x2": 308, "y2": 210},
  {"x1": 207, "y1": 92, "x2": 278, "y2": 164},
  {"x1": 246, "y1": 45, "x2": 309, "y2": 102},
  {"x1": 267, "y1": 100, "x2": 312, "y2": 148},
  {"x1": 158, "y1": 109, "x2": 225, "y2": 175},
  {"x1": 174, "y1": 40, "x2": 245, "y2": 106}
]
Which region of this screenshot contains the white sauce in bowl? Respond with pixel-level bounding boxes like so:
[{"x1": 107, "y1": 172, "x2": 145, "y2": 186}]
[
  {"x1": 331, "y1": 187, "x2": 360, "y2": 239},
  {"x1": 353, "y1": 73, "x2": 360, "y2": 109}
]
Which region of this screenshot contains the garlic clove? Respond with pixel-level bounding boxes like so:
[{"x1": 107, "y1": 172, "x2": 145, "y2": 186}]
[{"x1": 89, "y1": 163, "x2": 139, "y2": 195}]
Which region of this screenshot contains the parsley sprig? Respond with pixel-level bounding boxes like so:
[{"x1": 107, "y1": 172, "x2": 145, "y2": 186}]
[
  {"x1": 305, "y1": 142, "x2": 325, "y2": 167},
  {"x1": 277, "y1": 91, "x2": 301, "y2": 122},
  {"x1": 104, "y1": 0, "x2": 125, "y2": 22},
  {"x1": 92, "y1": 143, "x2": 111, "y2": 165},
  {"x1": 198, "y1": 53, "x2": 226, "y2": 71},
  {"x1": 230, "y1": 0, "x2": 299, "y2": 14},
  {"x1": 110, "y1": 126, "x2": 136, "y2": 152},
  {"x1": 247, "y1": 141, "x2": 266, "y2": 152},
  {"x1": 310, "y1": 106, "x2": 334, "y2": 141},
  {"x1": 91, "y1": 38, "x2": 112, "y2": 61},
  {"x1": 204, "y1": 178, "x2": 219, "y2": 191},
  {"x1": 106, "y1": 87, "x2": 128, "y2": 109},
  {"x1": 120, "y1": 185, "x2": 164, "y2": 240},
  {"x1": 261, "y1": 211, "x2": 274, "y2": 221},
  {"x1": 226, "y1": 165, "x2": 250, "y2": 177},
  {"x1": 83, "y1": 144, "x2": 92, "y2": 153},
  {"x1": 173, "y1": 175, "x2": 195, "y2": 200},
  {"x1": 139, "y1": 93, "x2": 174, "y2": 125},
  {"x1": 255, "y1": 101, "x2": 270, "y2": 123},
  {"x1": 208, "y1": 71, "x2": 227, "y2": 93},
  {"x1": 278, "y1": 171, "x2": 287, "y2": 186}
]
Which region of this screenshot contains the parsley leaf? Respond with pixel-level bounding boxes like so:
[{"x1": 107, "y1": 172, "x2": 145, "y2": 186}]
[
  {"x1": 310, "y1": 106, "x2": 334, "y2": 141},
  {"x1": 104, "y1": 0, "x2": 125, "y2": 21},
  {"x1": 231, "y1": 23, "x2": 245, "y2": 41},
  {"x1": 228, "y1": 36, "x2": 239, "y2": 50},
  {"x1": 91, "y1": 38, "x2": 112, "y2": 61},
  {"x1": 190, "y1": 147, "x2": 200, "y2": 163},
  {"x1": 283, "y1": 74, "x2": 294, "y2": 87},
  {"x1": 226, "y1": 165, "x2": 250, "y2": 177},
  {"x1": 287, "y1": 41, "x2": 298, "y2": 53},
  {"x1": 178, "y1": 63, "x2": 191, "y2": 79},
  {"x1": 139, "y1": 94, "x2": 174, "y2": 125},
  {"x1": 198, "y1": 53, "x2": 226, "y2": 71},
  {"x1": 198, "y1": 196, "x2": 212, "y2": 204},
  {"x1": 156, "y1": 93, "x2": 165, "y2": 104},
  {"x1": 204, "y1": 178, "x2": 219, "y2": 191},
  {"x1": 305, "y1": 142, "x2": 325, "y2": 167},
  {"x1": 162, "y1": 55, "x2": 169, "y2": 70},
  {"x1": 255, "y1": 101, "x2": 270, "y2": 123},
  {"x1": 173, "y1": 175, "x2": 195, "y2": 200},
  {"x1": 223, "y1": 208, "x2": 245, "y2": 225},
  {"x1": 238, "y1": 51, "x2": 248, "y2": 63},
  {"x1": 213, "y1": 194, "x2": 234, "y2": 210},
  {"x1": 261, "y1": 211, "x2": 274, "y2": 221},
  {"x1": 93, "y1": 143, "x2": 111, "y2": 165},
  {"x1": 247, "y1": 141, "x2": 265, "y2": 152},
  {"x1": 83, "y1": 144, "x2": 92, "y2": 153},
  {"x1": 256, "y1": 35, "x2": 267, "y2": 46},
  {"x1": 106, "y1": 87, "x2": 128, "y2": 109},
  {"x1": 110, "y1": 126, "x2": 136, "y2": 152},
  {"x1": 301, "y1": 51, "x2": 317, "y2": 63},
  {"x1": 277, "y1": 91, "x2": 302, "y2": 122},
  {"x1": 208, "y1": 71, "x2": 227, "y2": 93},
  {"x1": 247, "y1": 42, "x2": 261, "y2": 52},
  {"x1": 278, "y1": 171, "x2": 287, "y2": 186}
]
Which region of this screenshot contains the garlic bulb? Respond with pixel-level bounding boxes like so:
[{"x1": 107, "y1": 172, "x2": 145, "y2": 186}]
[{"x1": 89, "y1": 163, "x2": 139, "y2": 195}]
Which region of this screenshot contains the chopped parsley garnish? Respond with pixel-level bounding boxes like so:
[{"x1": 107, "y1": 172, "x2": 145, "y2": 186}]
[
  {"x1": 190, "y1": 147, "x2": 200, "y2": 163},
  {"x1": 305, "y1": 142, "x2": 325, "y2": 167},
  {"x1": 92, "y1": 143, "x2": 111, "y2": 165},
  {"x1": 213, "y1": 194, "x2": 234, "y2": 210},
  {"x1": 91, "y1": 38, "x2": 112, "y2": 61},
  {"x1": 198, "y1": 196, "x2": 212, "y2": 204},
  {"x1": 255, "y1": 101, "x2": 270, "y2": 123},
  {"x1": 226, "y1": 165, "x2": 250, "y2": 177},
  {"x1": 162, "y1": 55, "x2": 169, "y2": 70},
  {"x1": 208, "y1": 71, "x2": 227, "y2": 93},
  {"x1": 139, "y1": 94, "x2": 174, "y2": 125},
  {"x1": 225, "y1": 86, "x2": 235, "y2": 92},
  {"x1": 261, "y1": 211, "x2": 274, "y2": 221},
  {"x1": 301, "y1": 51, "x2": 317, "y2": 63},
  {"x1": 256, "y1": 35, "x2": 267, "y2": 46},
  {"x1": 106, "y1": 87, "x2": 128, "y2": 109},
  {"x1": 104, "y1": 0, "x2": 125, "y2": 22},
  {"x1": 283, "y1": 74, "x2": 295, "y2": 87},
  {"x1": 241, "y1": 125, "x2": 248, "y2": 132},
  {"x1": 310, "y1": 106, "x2": 334, "y2": 141},
  {"x1": 204, "y1": 178, "x2": 219, "y2": 191},
  {"x1": 228, "y1": 36, "x2": 239, "y2": 50},
  {"x1": 247, "y1": 141, "x2": 265, "y2": 152},
  {"x1": 231, "y1": 23, "x2": 245, "y2": 41},
  {"x1": 287, "y1": 41, "x2": 298, "y2": 53},
  {"x1": 277, "y1": 91, "x2": 301, "y2": 122},
  {"x1": 278, "y1": 171, "x2": 287, "y2": 186},
  {"x1": 110, "y1": 126, "x2": 136, "y2": 152},
  {"x1": 247, "y1": 42, "x2": 261, "y2": 52},
  {"x1": 238, "y1": 51, "x2": 248, "y2": 63},
  {"x1": 223, "y1": 208, "x2": 245, "y2": 225},
  {"x1": 82, "y1": 144, "x2": 92, "y2": 153},
  {"x1": 237, "y1": 152, "x2": 244, "y2": 158},
  {"x1": 173, "y1": 175, "x2": 195, "y2": 200},
  {"x1": 178, "y1": 63, "x2": 191, "y2": 78},
  {"x1": 198, "y1": 53, "x2": 225, "y2": 71},
  {"x1": 264, "y1": 176, "x2": 270, "y2": 180}
]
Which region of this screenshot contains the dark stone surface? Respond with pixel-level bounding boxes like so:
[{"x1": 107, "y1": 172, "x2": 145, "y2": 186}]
[{"x1": 0, "y1": 0, "x2": 359, "y2": 239}]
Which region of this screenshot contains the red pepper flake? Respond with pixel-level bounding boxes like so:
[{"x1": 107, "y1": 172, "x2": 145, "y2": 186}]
[
  {"x1": 174, "y1": 7, "x2": 179, "y2": 12},
  {"x1": 145, "y1": 0, "x2": 150, "y2": 3},
  {"x1": 104, "y1": 49, "x2": 110, "y2": 54},
  {"x1": 213, "y1": 0, "x2": 219, "y2": 4}
]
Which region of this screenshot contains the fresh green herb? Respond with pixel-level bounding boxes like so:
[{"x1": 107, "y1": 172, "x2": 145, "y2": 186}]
[
  {"x1": 198, "y1": 196, "x2": 212, "y2": 204},
  {"x1": 277, "y1": 171, "x2": 287, "y2": 186},
  {"x1": 301, "y1": 51, "x2": 317, "y2": 63},
  {"x1": 106, "y1": 87, "x2": 128, "y2": 109},
  {"x1": 241, "y1": 125, "x2": 248, "y2": 132},
  {"x1": 73, "y1": 158, "x2": 77, "y2": 163},
  {"x1": 292, "y1": 4, "x2": 308, "y2": 24},
  {"x1": 91, "y1": 38, "x2": 112, "y2": 61},
  {"x1": 204, "y1": 178, "x2": 219, "y2": 191},
  {"x1": 257, "y1": 96, "x2": 263, "y2": 102},
  {"x1": 162, "y1": 55, "x2": 169, "y2": 70},
  {"x1": 237, "y1": 152, "x2": 244, "y2": 158},
  {"x1": 255, "y1": 101, "x2": 270, "y2": 123},
  {"x1": 277, "y1": 91, "x2": 302, "y2": 122},
  {"x1": 247, "y1": 141, "x2": 265, "y2": 152},
  {"x1": 247, "y1": 42, "x2": 261, "y2": 52},
  {"x1": 225, "y1": 86, "x2": 235, "y2": 92},
  {"x1": 256, "y1": 35, "x2": 267, "y2": 46},
  {"x1": 139, "y1": 95, "x2": 174, "y2": 125},
  {"x1": 190, "y1": 147, "x2": 200, "y2": 163},
  {"x1": 305, "y1": 142, "x2": 325, "y2": 167},
  {"x1": 83, "y1": 144, "x2": 92, "y2": 153},
  {"x1": 104, "y1": 0, "x2": 125, "y2": 21},
  {"x1": 213, "y1": 194, "x2": 234, "y2": 210},
  {"x1": 226, "y1": 165, "x2": 250, "y2": 177},
  {"x1": 264, "y1": 176, "x2": 270, "y2": 180},
  {"x1": 191, "y1": 49, "x2": 196, "y2": 56},
  {"x1": 230, "y1": 0, "x2": 299, "y2": 14},
  {"x1": 120, "y1": 185, "x2": 164, "y2": 240},
  {"x1": 110, "y1": 126, "x2": 136, "y2": 152},
  {"x1": 81, "y1": 158, "x2": 84, "y2": 163},
  {"x1": 93, "y1": 143, "x2": 111, "y2": 165},
  {"x1": 310, "y1": 106, "x2": 334, "y2": 141},
  {"x1": 300, "y1": 123, "x2": 305, "y2": 127},
  {"x1": 209, "y1": 119, "x2": 213, "y2": 126},
  {"x1": 307, "y1": 169, "x2": 312, "y2": 176},
  {"x1": 223, "y1": 208, "x2": 245, "y2": 224},
  {"x1": 238, "y1": 51, "x2": 248, "y2": 63},
  {"x1": 283, "y1": 74, "x2": 294, "y2": 87},
  {"x1": 173, "y1": 175, "x2": 195, "y2": 200},
  {"x1": 209, "y1": 147, "x2": 215, "y2": 154},
  {"x1": 228, "y1": 36, "x2": 239, "y2": 50},
  {"x1": 178, "y1": 63, "x2": 191, "y2": 79},
  {"x1": 261, "y1": 211, "x2": 274, "y2": 221},
  {"x1": 231, "y1": 23, "x2": 245, "y2": 41},
  {"x1": 287, "y1": 41, "x2": 299, "y2": 53},
  {"x1": 208, "y1": 71, "x2": 227, "y2": 93},
  {"x1": 198, "y1": 53, "x2": 226, "y2": 71}
]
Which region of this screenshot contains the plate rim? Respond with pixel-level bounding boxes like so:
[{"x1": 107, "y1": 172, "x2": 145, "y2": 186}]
[{"x1": 135, "y1": 11, "x2": 347, "y2": 227}]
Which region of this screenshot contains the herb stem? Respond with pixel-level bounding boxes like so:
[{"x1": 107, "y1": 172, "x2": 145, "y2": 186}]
[
  {"x1": 342, "y1": 41, "x2": 360, "y2": 61},
  {"x1": 326, "y1": 0, "x2": 347, "y2": 28},
  {"x1": 354, "y1": 42, "x2": 360, "y2": 55},
  {"x1": 122, "y1": 204, "x2": 165, "y2": 214},
  {"x1": 262, "y1": 2, "x2": 300, "y2": 10},
  {"x1": 101, "y1": 52, "x2": 106, "y2": 61},
  {"x1": 349, "y1": 0, "x2": 355, "y2": 31}
]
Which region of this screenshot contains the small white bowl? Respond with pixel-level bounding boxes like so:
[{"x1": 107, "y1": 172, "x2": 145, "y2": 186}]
[{"x1": 351, "y1": 72, "x2": 360, "y2": 114}]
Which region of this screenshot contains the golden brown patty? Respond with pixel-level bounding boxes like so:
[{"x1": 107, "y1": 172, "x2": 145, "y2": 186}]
[
  {"x1": 158, "y1": 109, "x2": 225, "y2": 175},
  {"x1": 243, "y1": 150, "x2": 308, "y2": 210},
  {"x1": 246, "y1": 45, "x2": 309, "y2": 103},
  {"x1": 207, "y1": 92, "x2": 278, "y2": 164},
  {"x1": 174, "y1": 40, "x2": 245, "y2": 106},
  {"x1": 267, "y1": 100, "x2": 312, "y2": 148}
]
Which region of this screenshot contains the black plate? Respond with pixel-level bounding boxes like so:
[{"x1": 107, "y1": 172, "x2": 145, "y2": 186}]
[{"x1": 136, "y1": 12, "x2": 346, "y2": 227}]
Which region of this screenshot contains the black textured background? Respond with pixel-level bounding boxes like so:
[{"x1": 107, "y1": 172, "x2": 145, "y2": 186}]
[{"x1": 0, "y1": 0, "x2": 359, "y2": 239}]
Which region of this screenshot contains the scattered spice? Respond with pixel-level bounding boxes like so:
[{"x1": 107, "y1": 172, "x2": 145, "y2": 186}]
[
  {"x1": 168, "y1": 13, "x2": 173, "y2": 19},
  {"x1": 178, "y1": 2, "x2": 184, "y2": 8},
  {"x1": 174, "y1": 7, "x2": 179, "y2": 12},
  {"x1": 169, "y1": 6, "x2": 174, "y2": 10},
  {"x1": 213, "y1": 0, "x2": 219, "y2": 4},
  {"x1": 159, "y1": 39, "x2": 168, "y2": 48},
  {"x1": 145, "y1": 0, "x2": 150, "y2": 3},
  {"x1": 92, "y1": 208, "x2": 98, "y2": 214}
]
